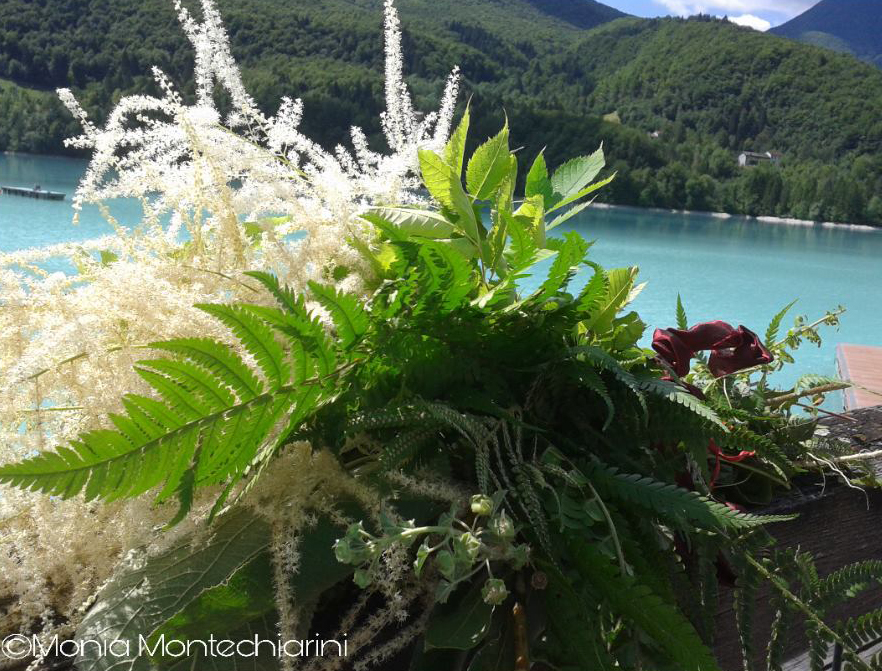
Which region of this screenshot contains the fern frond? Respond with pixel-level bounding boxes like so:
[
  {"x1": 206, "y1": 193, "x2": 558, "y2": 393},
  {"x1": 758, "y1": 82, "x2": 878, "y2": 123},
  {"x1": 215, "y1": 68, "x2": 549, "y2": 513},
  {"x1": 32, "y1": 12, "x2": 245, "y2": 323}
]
[
  {"x1": 151, "y1": 338, "x2": 263, "y2": 399},
  {"x1": 345, "y1": 403, "x2": 435, "y2": 433},
  {"x1": 307, "y1": 281, "x2": 368, "y2": 348},
  {"x1": 419, "y1": 241, "x2": 474, "y2": 311},
  {"x1": 733, "y1": 553, "x2": 760, "y2": 671},
  {"x1": 379, "y1": 425, "x2": 440, "y2": 471},
  {"x1": 537, "y1": 232, "x2": 588, "y2": 299},
  {"x1": 676, "y1": 294, "x2": 689, "y2": 331},
  {"x1": 585, "y1": 463, "x2": 795, "y2": 532},
  {"x1": 197, "y1": 303, "x2": 289, "y2": 386},
  {"x1": 766, "y1": 300, "x2": 797, "y2": 345},
  {"x1": 244, "y1": 270, "x2": 302, "y2": 313},
  {"x1": 641, "y1": 378, "x2": 728, "y2": 432},
  {"x1": 569, "y1": 539, "x2": 722, "y2": 671},
  {"x1": 0, "y1": 279, "x2": 347, "y2": 506},
  {"x1": 807, "y1": 623, "x2": 832, "y2": 671},
  {"x1": 816, "y1": 560, "x2": 882, "y2": 610},
  {"x1": 572, "y1": 365, "x2": 615, "y2": 430},
  {"x1": 570, "y1": 345, "x2": 648, "y2": 420},
  {"x1": 840, "y1": 608, "x2": 882, "y2": 659}
]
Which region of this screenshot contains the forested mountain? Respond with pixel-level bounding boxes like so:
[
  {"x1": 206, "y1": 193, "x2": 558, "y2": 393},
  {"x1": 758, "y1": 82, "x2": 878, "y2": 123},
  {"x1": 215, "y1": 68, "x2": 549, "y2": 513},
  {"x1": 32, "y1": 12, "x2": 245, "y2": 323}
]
[
  {"x1": 770, "y1": 0, "x2": 882, "y2": 67},
  {"x1": 1, "y1": 0, "x2": 881, "y2": 224}
]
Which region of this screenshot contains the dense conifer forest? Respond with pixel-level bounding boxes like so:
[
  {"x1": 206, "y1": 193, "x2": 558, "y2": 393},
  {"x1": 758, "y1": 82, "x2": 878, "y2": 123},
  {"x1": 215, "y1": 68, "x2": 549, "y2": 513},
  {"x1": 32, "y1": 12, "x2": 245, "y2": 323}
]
[{"x1": 1, "y1": 0, "x2": 881, "y2": 224}]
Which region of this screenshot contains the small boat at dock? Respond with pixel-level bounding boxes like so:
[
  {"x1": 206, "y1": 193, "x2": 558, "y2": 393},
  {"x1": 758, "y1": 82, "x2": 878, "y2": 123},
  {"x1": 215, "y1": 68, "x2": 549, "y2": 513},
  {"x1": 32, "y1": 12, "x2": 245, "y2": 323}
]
[{"x1": 1, "y1": 185, "x2": 65, "y2": 201}]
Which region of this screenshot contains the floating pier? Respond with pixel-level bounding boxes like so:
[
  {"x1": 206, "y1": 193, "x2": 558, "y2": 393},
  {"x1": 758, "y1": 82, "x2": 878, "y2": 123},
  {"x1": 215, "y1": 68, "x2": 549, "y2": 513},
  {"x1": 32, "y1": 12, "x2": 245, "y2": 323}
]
[
  {"x1": 1, "y1": 185, "x2": 65, "y2": 201},
  {"x1": 836, "y1": 344, "x2": 882, "y2": 410}
]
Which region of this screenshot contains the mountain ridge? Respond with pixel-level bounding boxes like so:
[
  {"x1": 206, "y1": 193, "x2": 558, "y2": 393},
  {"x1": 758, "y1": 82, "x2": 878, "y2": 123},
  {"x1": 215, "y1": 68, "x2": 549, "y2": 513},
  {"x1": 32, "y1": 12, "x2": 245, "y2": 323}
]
[
  {"x1": 770, "y1": 0, "x2": 882, "y2": 67},
  {"x1": 1, "y1": 2, "x2": 881, "y2": 225}
]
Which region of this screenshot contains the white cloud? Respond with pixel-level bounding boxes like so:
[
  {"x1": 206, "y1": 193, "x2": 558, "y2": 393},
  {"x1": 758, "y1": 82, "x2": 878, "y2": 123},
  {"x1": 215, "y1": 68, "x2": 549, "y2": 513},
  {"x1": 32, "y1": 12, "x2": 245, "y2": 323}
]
[
  {"x1": 727, "y1": 13, "x2": 772, "y2": 31},
  {"x1": 654, "y1": 0, "x2": 815, "y2": 19}
]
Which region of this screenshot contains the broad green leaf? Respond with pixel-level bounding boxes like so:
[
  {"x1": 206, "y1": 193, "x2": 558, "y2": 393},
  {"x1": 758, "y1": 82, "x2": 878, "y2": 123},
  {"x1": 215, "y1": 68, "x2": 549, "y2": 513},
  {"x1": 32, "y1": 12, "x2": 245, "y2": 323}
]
[
  {"x1": 153, "y1": 553, "x2": 279, "y2": 670},
  {"x1": 547, "y1": 199, "x2": 592, "y2": 230},
  {"x1": 154, "y1": 514, "x2": 355, "y2": 670},
  {"x1": 612, "y1": 311, "x2": 646, "y2": 350},
  {"x1": 548, "y1": 172, "x2": 615, "y2": 214},
  {"x1": 75, "y1": 507, "x2": 271, "y2": 671},
  {"x1": 425, "y1": 581, "x2": 495, "y2": 650},
  {"x1": 550, "y1": 146, "x2": 605, "y2": 202},
  {"x1": 418, "y1": 148, "x2": 481, "y2": 245},
  {"x1": 465, "y1": 123, "x2": 511, "y2": 201},
  {"x1": 444, "y1": 106, "x2": 470, "y2": 176},
  {"x1": 364, "y1": 207, "x2": 456, "y2": 240},
  {"x1": 514, "y1": 194, "x2": 546, "y2": 247},
  {"x1": 525, "y1": 151, "x2": 554, "y2": 210},
  {"x1": 503, "y1": 212, "x2": 538, "y2": 272}
]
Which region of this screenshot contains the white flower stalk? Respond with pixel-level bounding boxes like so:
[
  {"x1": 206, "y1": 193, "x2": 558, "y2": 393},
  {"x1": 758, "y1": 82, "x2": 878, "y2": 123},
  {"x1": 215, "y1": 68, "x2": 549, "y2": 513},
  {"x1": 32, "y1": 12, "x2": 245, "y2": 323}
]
[{"x1": 0, "y1": 0, "x2": 459, "y2": 643}]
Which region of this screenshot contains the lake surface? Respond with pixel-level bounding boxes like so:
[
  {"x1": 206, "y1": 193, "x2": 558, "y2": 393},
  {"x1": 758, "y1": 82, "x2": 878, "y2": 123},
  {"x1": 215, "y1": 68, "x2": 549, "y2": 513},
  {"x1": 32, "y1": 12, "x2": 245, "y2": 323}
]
[{"x1": 3, "y1": 152, "x2": 881, "y2": 404}]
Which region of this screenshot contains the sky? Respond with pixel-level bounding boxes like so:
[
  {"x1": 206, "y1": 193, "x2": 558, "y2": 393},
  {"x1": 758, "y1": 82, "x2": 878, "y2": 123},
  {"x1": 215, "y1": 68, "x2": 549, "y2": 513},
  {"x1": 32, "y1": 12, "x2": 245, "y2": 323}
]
[{"x1": 603, "y1": 0, "x2": 818, "y2": 32}]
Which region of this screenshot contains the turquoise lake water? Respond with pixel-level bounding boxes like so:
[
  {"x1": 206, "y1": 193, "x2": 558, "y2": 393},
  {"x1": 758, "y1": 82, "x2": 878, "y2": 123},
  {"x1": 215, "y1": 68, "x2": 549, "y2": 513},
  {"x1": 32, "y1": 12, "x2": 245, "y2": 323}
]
[{"x1": 3, "y1": 152, "x2": 881, "y2": 403}]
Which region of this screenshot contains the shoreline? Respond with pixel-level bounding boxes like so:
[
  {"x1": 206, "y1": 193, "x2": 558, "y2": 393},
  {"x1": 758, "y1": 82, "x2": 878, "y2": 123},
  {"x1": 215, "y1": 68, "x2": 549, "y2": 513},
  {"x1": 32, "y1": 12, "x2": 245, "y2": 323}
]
[
  {"x1": 590, "y1": 202, "x2": 881, "y2": 233},
  {"x1": 4, "y1": 151, "x2": 881, "y2": 233}
]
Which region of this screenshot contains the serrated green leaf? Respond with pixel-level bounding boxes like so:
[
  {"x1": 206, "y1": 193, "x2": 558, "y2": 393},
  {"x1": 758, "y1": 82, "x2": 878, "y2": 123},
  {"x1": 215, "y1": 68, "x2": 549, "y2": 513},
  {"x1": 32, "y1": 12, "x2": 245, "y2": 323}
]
[
  {"x1": 363, "y1": 207, "x2": 456, "y2": 240},
  {"x1": 766, "y1": 300, "x2": 797, "y2": 345},
  {"x1": 525, "y1": 151, "x2": 554, "y2": 210},
  {"x1": 418, "y1": 148, "x2": 481, "y2": 245},
  {"x1": 444, "y1": 106, "x2": 470, "y2": 177},
  {"x1": 465, "y1": 123, "x2": 511, "y2": 201},
  {"x1": 550, "y1": 146, "x2": 604, "y2": 203}
]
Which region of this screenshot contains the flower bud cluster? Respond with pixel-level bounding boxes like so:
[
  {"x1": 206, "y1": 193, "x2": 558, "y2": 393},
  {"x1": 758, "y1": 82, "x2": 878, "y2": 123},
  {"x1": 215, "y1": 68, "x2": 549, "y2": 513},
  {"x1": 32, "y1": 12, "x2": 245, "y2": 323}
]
[{"x1": 334, "y1": 493, "x2": 529, "y2": 606}]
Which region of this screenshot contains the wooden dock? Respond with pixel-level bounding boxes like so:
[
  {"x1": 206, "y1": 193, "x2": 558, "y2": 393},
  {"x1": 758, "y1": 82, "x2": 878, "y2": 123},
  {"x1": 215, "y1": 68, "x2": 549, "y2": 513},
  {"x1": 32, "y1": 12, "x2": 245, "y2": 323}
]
[
  {"x1": 836, "y1": 344, "x2": 882, "y2": 410},
  {"x1": 1, "y1": 185, "x2": 65, "y2": 201}
]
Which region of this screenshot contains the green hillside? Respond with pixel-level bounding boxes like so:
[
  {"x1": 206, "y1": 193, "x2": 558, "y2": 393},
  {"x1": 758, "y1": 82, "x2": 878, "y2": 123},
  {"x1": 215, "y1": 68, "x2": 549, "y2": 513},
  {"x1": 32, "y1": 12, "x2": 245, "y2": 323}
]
[
  {"x1": 1, "y1": 1, "x2": 881, "y2": 225},
  {"x1": 770, "y1": 0, "x2": 882, "y2": 68}
]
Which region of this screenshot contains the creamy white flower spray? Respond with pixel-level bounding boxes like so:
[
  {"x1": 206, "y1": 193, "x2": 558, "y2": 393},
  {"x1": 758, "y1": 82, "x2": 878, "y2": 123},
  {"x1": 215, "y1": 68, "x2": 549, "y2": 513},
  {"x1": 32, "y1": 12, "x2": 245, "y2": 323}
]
[{"x1": 0, "y1": 0, "x2": 459, "y2": 651}]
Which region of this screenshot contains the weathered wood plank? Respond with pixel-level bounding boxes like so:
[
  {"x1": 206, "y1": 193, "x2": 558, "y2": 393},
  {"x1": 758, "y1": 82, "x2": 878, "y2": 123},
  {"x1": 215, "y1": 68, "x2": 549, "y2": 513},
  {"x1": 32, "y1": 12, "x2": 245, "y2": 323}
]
[{"x1": 837, "y1": 345, "x2": 882, "y2": 410}]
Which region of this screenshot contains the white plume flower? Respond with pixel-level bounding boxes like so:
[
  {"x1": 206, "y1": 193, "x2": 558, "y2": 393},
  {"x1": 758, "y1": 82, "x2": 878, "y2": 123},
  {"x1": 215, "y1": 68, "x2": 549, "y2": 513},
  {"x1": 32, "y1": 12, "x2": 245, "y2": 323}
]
[{"x1": 0, "y1": 0, "x2": 459, "y2": 643}]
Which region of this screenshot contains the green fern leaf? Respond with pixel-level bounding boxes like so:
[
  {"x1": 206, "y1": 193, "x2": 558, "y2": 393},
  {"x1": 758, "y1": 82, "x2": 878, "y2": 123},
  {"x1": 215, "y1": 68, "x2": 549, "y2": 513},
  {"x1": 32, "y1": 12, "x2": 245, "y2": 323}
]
[
  {"x1": 586, "y1": 463, "x2": 794, "y2": 532},
  {"x1": 151, "y1": 338, "x2": 263, "y2": 400},
  {"x1": 307, "y1": 281, "x2": 368, "y2": 349},
  {"x1": 676, "y1": 294, "x2": 688, "y2": 330},
  {"x1": 465, "y1": 122, "x2": 511, "y2": 201},
  {"x1": 766, "y1": 300, "x2": 797, "y2": 346},
  {"x1": 816, "y1": 560, "x2": 882, "y2": 610},
  {"x1": 444, "y1": 106, "x2": 470, "y2": 176},
  {"x1": 379, "y1": 425, "x2": 440, "y2": 471},
  {"x1": 840, "y1": 609, "x2": 882, "y2": 653},
  {"x1": 0, "y1": 308, "x2": 333, "y2": 506},
  {"x1": 572, "y1": 365, "x2": 615, "y2": 431},
  {"x1": 641, "y1": 378, "x2": 729, "y2": 432},
  {"x1": 197, "y1": 303, "x2": 289, "y2": 386},
  {"x1": 244, "y1": 270, "x2": 302, "y2": 314},
  {"x1": 569, "y1": 539, "x2": 722, "y2": 671},
  {"x1": 525, "y1": 151, "x2": 554, "y2": 211},
  {"x1": 537, "y1": 231, "x2": 589, "y2": 299}
]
